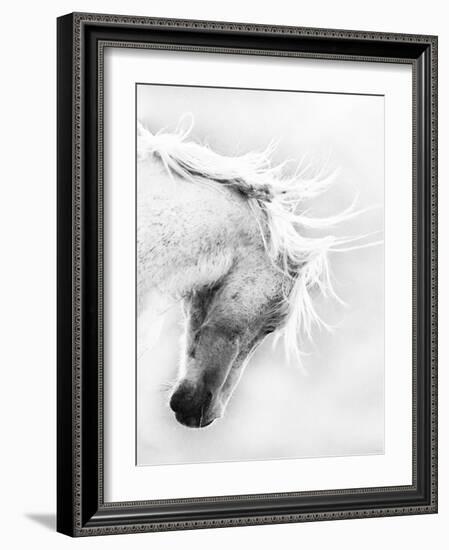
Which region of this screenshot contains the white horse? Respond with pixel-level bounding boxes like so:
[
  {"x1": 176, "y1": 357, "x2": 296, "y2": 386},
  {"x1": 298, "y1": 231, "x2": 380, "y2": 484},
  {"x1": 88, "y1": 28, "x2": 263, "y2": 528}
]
[{"x1": 137, "y1": 117, "x2": 378, "y2": 428}]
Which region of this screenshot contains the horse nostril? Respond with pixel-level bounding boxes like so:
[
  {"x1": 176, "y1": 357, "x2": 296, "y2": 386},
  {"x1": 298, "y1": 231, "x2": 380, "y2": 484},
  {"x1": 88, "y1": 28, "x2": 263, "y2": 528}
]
[{"x1": 169, "y1": 389, "x2": 184, "y2": 413}]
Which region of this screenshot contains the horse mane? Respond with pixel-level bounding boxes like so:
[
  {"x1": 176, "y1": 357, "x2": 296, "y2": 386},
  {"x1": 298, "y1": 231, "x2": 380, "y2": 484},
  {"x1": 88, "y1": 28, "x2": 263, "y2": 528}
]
[{"x1": 138, "y1": 115, "x2": 379, "y2": 367}]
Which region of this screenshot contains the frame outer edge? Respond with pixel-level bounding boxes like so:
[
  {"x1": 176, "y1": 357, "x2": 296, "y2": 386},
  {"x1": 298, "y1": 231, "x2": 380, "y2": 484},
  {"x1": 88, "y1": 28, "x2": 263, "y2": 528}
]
[
  {"x1": 70, "y1": 11, "x2": 436, "y2": 43},
  {"x1": 58, "y1": 12, "x2": 438, "y2": 536},
  {"x1": 72, "y1": 12, "x2": 84, "y2": 537},
  {"x1": 57, "y1": 13, "x2": 77, "y2": 537},
  {"x1": 430, "y1": 35, "x2": 438, "y2": 513}
]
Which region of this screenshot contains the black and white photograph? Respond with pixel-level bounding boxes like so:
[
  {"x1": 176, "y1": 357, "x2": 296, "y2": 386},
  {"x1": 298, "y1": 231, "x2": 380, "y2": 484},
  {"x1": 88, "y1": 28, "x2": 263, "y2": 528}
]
[{"x1": 136, "y1": 84, "x2": 384, "y2": 466}]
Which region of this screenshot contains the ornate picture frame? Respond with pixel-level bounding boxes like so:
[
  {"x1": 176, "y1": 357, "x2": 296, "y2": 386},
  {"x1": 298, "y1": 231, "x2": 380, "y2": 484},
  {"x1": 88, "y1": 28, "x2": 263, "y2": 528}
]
[{"x1": 57, "y1": 12, "x2": 438, "y2": 536}]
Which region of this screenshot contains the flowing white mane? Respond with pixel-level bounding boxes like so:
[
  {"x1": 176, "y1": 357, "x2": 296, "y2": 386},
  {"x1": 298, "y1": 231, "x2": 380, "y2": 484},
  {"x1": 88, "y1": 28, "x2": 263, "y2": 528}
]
[{"x1": 138, "y1": 116, "x2": 379, "y2": 366}]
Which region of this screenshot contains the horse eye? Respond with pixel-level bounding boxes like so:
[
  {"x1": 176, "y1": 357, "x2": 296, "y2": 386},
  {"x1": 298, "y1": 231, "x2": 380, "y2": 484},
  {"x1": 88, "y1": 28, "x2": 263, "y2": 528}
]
[
  {"x1": 262, "y1": 325, "x2": 276, "y2": 337},
  {"x1": 206, "y1": 282, "x2": 222, "y2": 294}
]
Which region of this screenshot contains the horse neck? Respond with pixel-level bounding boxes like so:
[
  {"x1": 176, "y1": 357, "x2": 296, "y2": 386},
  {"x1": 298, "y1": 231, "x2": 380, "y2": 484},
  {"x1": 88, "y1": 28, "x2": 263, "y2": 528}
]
[{"x1": 137, "y1": 158, "x2": 260, "y2": 307}]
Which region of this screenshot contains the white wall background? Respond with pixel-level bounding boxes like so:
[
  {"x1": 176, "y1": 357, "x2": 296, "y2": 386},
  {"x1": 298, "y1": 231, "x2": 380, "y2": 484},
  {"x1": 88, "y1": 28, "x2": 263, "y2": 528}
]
[{"x1": 0, "y1": 0, "x2": 446, "y2": 548}]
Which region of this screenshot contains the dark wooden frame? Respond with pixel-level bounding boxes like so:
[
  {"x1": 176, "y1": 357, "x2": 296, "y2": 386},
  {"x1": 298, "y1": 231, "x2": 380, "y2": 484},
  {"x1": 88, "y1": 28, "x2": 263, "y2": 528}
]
[{"x1": 57, "y1": 12, "x2": 438, "y2": 537}]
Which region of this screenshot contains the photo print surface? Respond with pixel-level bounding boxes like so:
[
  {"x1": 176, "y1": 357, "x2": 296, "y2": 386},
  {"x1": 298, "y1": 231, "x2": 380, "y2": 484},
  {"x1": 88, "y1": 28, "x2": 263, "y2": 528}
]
[{"x1": 136, "y1": 83, "x2": 384, "y2": 466}]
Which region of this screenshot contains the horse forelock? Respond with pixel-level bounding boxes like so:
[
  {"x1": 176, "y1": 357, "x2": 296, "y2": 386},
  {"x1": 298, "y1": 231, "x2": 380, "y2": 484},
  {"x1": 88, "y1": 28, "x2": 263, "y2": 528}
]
[{"x1": 138, "y1": 117, "x2": 380, "y2": 367}]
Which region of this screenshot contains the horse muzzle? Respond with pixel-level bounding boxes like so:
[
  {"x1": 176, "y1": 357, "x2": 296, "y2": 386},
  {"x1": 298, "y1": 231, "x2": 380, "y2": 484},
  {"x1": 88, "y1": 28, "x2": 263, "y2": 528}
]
[{"x1": 169, "y1": 382, "x2": 216, "y2": 428}]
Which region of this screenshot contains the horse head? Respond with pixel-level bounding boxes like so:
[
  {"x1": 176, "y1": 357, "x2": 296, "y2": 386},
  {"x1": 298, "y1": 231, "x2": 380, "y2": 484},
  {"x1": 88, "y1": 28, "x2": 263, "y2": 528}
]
[{"x1": 169, "y1": 249, "x2": 291, "y2": 428}]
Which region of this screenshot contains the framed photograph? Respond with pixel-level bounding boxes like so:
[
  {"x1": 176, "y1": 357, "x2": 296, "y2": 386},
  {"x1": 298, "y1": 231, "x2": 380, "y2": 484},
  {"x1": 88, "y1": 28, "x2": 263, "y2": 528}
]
[{"x1": 57, "y1": 12, "x2": 438, "y2": 536}]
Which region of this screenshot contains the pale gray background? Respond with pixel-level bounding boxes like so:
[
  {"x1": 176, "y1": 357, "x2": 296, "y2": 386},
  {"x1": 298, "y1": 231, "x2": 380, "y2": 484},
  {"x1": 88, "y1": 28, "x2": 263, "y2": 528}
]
[{"x1": 137, "y1": 84, "x2": 384, "y2": 466}]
